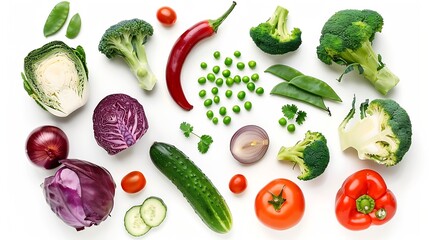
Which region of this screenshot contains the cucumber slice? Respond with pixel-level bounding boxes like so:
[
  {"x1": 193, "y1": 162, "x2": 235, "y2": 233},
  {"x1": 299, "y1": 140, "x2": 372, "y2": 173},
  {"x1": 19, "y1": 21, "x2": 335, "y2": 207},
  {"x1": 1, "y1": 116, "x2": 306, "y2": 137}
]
[
  {"x1": 140, "y1": 196, "x2": 167, "y2": 227},
  {"x1": 124, "y1": 205, "x2": 151, "y2": 237}
]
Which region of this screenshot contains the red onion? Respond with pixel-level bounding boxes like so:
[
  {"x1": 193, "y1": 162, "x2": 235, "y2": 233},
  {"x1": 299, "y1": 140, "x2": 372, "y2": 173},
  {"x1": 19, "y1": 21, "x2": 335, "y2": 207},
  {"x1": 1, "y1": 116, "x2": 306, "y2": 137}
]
[
  {"x1": 25, "y1": 125, "x2": 69, "y2": 169},
  {"x1": 230, "y1": 125, "x2": 269, "y2": 164}
]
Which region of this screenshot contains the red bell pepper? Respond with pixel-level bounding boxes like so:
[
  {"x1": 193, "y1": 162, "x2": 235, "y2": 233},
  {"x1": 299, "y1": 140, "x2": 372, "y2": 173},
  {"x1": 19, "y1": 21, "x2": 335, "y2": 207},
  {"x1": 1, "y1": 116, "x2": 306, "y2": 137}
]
[{"x1": 335, "y1": 169, "x2": 397, "y2": 231}]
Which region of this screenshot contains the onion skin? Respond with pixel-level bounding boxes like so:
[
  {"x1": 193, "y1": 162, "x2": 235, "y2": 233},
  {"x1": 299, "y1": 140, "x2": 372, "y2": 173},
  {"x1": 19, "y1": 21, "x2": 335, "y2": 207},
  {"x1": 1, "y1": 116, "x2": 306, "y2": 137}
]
[
  {"x1": 25, "y1": 125, "x2": 69, "y2": 169},
  {"x1": 230, "y1": 125, "x2": 269, "y2": 164}
]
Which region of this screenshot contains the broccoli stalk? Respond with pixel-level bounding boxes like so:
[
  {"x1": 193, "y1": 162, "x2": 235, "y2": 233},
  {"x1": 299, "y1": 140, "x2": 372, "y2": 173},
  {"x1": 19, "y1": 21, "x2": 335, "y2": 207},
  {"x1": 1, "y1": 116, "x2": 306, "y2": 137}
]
[
  {"x1": 98, "y1": 19, "x2": 156, "y2": 91},
  {"x1": 277, "y1": 131, "x2": 329, "y2": 181}
]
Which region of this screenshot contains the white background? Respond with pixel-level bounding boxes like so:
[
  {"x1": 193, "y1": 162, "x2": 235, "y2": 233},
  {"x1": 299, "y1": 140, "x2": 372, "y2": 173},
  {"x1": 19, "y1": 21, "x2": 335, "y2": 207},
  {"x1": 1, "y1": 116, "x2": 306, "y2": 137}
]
[{"x1": 1, "y1": 0, "x2": 426, "y2": 239}]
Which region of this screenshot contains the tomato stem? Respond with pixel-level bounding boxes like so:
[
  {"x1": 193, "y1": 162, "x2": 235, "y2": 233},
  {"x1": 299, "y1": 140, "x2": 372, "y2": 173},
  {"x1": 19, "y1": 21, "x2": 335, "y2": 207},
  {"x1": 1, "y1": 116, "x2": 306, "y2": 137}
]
[
  {"x1": 355, "y1": 194, "x2": 375, "y2": 214},
  {"x1": 268, "y1": 185, "x2": 286, "y2": 212}
]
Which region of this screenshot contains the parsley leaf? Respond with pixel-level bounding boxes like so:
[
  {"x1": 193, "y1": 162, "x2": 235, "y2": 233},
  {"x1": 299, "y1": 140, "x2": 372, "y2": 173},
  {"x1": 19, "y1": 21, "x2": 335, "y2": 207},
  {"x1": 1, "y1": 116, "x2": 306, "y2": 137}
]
[
  {"x1": 282, "y1": 104, "x2": 298, "y2": 119},
  {"x1": 180, "y1": 122, "x2": 193, "y2": 138},
  {"x1": 179, "y1": 122, "x2": 213, "y2": 154},
  {"x1": 296, "y1": 111, "x2": 307, "y2": 125}
]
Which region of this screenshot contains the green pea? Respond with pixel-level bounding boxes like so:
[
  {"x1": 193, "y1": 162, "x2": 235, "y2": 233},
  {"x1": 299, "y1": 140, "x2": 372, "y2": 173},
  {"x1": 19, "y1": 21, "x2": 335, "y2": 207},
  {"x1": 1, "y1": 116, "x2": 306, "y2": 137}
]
[
  {"x1": 219, "y1": 106, "x2": 227, "y2": 116},
  {"x1": 198, "y1": 77, "x2": 207, "y2": 85},
  {"x1": 223, "y1": 116, "x2": 232, "y2": 125},
  {"x1": 278, "y1": 117, "x2": 287, "y2": 126},
  {"x1": 232, "y1": 105, "x2": 241, "y2": 113},
  {"x1": 222, "y1": 69, "x2": 231, "y2": 78},
  {"x1": 242, "y1": 76, "x2": 250, "y2": 83},
  {"x1": 207, "y1": 73, "x2": 216, "y2": 82},
  {"x1": 236, "y1": 62, "x2": 245, "y2": 70},
  {"x1": 233, "y1": 75, "x2": 241, "y2": 84},
  {"x1": 237, "y1": 91, "x2": 246, "y2": 100},
  {"x1": 225, "y1": 90, "x2": 233, "y2": 98},
  {"x1": 247, "y1": 82, "x2": 256, "y2": 92},
  {"x1": 200, "y1": 62, "x2": 208, "y2": 69},
  {"x1": 224, "y1": 57, "x2": 233, "y2": 66},
  {"x1": 251, "y1": 73, "x2": 260, "y2": 81},
  {"x1": 248, "y1": 60, "x2": 257, "y2": 69},
  {"x1": 213, "y1": 51, "x2": 221, "y2": 59},
  {"x1": 199, "y1": 90, "x2": 206, "y2": 98},
  {"x1": 43, "y1": 1, "x2": 70, "y2": 37},
  {"x1": 234, "y1": 50, "x2": 241, "y2": 58},
  {"x1": 66, "y1": 13, "x2": 81, "y2": 39},
  {"x1": 211, "y1": 87, "x2": 219, "y2": 95},
  {"x1": 215, "y1": 78, "x2": 224, "y2": 87},
  {"x1": 212, "y1": 65, "x2": 220, "y2": 74},
  {"x1": 287, "y1": 124, "x2": 296, "y2": 132},
  {"x1": 213, "y1": 95, "x2": 220, "y2": 104},
  {"x1": 206, "y1": 110, "x2": 214, "y2": 119},
  {"x1": 212, "y1": 117, "x2": 219, "y2": 124},
  {"x1": 244, "y1": 101, "x2": 252, "y2": 110},
  {"x1": 255, "y1": 87, "x2": 264, "y2": 95},
  {"x1": 204, "y1": 98, "x2": 213, "y2": 107},
  {"x1": 225, "y1": 77, "x2": 234, "y2": 87}
]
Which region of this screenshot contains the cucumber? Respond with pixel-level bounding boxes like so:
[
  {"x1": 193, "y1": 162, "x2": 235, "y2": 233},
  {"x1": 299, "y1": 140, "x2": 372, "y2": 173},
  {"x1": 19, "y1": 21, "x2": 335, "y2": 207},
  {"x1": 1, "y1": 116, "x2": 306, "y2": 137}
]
[
  {"x1": 124, "y1": 205, "x2": 151, "y2": 237},
  {"x1": 149, "y1": 142, "x2": 233, "y2": 234},
  {"x1": 140, "y1": 196, "x2": 167, "y2": 227}
]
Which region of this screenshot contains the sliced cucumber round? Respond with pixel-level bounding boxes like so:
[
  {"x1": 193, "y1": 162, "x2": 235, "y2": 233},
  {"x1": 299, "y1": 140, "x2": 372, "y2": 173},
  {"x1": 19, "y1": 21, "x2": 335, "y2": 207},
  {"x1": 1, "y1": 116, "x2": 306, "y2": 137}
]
[
  {"x1": 140, "y1": 196, "x2": 167, "y2": 227},
  {"x1": 124, "y1": 205, "x2": 151, "y2": 237}
]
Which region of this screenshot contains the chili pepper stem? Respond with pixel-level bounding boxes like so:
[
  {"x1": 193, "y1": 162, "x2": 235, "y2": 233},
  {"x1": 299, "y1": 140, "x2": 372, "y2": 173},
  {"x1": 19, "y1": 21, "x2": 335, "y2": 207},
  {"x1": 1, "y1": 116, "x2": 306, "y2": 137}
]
[{"x1": 209, "y1": 1, "x2": 237, "y2": 31}]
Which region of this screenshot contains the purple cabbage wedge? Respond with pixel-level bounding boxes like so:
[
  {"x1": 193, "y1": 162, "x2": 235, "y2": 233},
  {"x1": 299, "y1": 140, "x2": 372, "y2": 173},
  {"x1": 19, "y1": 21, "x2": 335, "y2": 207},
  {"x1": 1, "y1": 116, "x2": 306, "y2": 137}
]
[
  {"x1": 43, "y1": 159, "x2": 116, "y2": 231},
  {"x1": 92, "y1": 93, "x2": 149, "y2": 155}
]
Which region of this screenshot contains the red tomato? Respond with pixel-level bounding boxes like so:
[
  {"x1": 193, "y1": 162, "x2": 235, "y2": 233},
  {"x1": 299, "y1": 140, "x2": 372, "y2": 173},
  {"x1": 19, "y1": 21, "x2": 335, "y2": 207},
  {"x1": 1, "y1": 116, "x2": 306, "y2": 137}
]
[
  {"x1": 121, "y1": 171, "x2": 146, "y2": 194},
  {"x1": 229, "y1": 174, "x2": 247, "y2": 194},
  {"x1": 255, "y1": 178, "x2": 305, "y2": 230},
  {"x1": 156, "y1": 6, "x2": 177, "y2": 26}
]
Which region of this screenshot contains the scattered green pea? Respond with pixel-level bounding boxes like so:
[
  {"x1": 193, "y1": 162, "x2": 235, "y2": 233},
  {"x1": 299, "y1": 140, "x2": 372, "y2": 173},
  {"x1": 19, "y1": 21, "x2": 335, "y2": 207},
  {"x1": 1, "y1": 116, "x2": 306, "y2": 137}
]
[
  {"x1": 233, "y1": 75, "x2": 241, "y2": 83},
  {"x1": 223, "y1": 116, "x2": 232, "y2": 125},
  {"x1": 198, "y1": 77, "x2": 206, "y2": 85},
  {"x1": 200, "y1": 62, "x2": 208, "y2": 69},
  {"x1": 251, "y1": 73, "x2": 260, "y2": 81},
  {"x1": 248, "y1": 60, "x2": 257, "y2": 69},
  {"x1": 242, "y1": 76, "x2": 250, "y2": 83},
  {"x1": 207, "y1": 73, "x2": 215, "y2": 82},
  {"x1": 211, "y1": 87, "x2": 219, "y2": 95},
  {"x1": 213, "y1": 95, "x2": 220, "y2": 104},
  {"x1": 212, "y1": 65, "x2": 220, "y2": 74},
  {"x1": 247, "y1": 82, "x2": 256, "y2": 92},
  {"x1": 287, "y1": 124, "x2": 296, "y2": 132},
  {"x1": 232, "y1": 105, "x2": 241, "y2": 113},
  {"x1": 237, "y1": 91, "x2": 246, "y2": 100},
  {"x1": 236, "y1": 62, "x2": 245, "y2": 70},
  {"x1": 222, "y1": 69, "x2": 231, "y2": 78},
  {"x1": 204, "y1": 98, "x2": 213, "y2": 107},
  {"x1": 255, "y1": 87, "x2": 264, "y2": 95},
  {"x1": 213, "y1": 51, "x2": 221, "y2": 59},
  {"x1": 212, "y1": 117, "x2": 219, "y2": 124},
  {"x1": 225, "y1": 90, "x2": 233, "y2": 98},
  {"x1": 206, "y1": 110, "x2": 214, "y2": 119},
  {"x1": 66, "y1": 13, "x2": 81, "y2": 39},
  {"x1": 199, "y1": 89, "x2": 206, "y2": 98},
  {"x1": 219, "y1": 106, "x2": 227, "y2": 116},
  {"x1": 215, "y1": 78, "x2": 224, "y2": 87},
  {"x1": 233, "y1": 50, "x2": 241, "y2": 58},
  {"x1": 244, "y1": 101, "x2": 252, "y2": 110},
  {"x1": 278, "y1": 117, "x2": 287, "y2": 126},
  {"x1": 224, "y1": 57, "x2": 233, "y2": 66},
  {"x1": 226, "y1": 77, "x2": 234, "y2": 87}
]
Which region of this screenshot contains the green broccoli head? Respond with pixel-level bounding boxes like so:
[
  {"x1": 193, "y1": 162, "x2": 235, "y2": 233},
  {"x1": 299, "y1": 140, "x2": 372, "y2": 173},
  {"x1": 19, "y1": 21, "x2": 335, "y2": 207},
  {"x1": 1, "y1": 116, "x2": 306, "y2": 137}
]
[
  {"x1": 98, "y1": 18, "x2": 156, "y2": 90},
  {"x1": 277, "y1": 131, "x2": 330, "y2": 181},
  {"x1": 339, "y1": 97, "x2": 412, "y2": 166},
  {"x1": 316, "y1": 9, "x2": 398, "y2": 95},
  {"x1": 250, "y1": 6, "x2": 302, "y2": 55}
]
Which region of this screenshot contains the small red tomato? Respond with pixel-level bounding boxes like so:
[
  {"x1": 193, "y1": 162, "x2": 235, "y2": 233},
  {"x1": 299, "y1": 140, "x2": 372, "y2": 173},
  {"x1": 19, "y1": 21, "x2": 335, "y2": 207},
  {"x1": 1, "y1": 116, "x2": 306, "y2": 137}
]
[
  {"x1": 229, "y1": 174, "x2": 247, "y2": 194},
  {"x1": 156, "y1": 6, "x2": 177, "y2": 26},
  {"x1": 121, "y1": 171, "x2": 146, "y2": 194}
]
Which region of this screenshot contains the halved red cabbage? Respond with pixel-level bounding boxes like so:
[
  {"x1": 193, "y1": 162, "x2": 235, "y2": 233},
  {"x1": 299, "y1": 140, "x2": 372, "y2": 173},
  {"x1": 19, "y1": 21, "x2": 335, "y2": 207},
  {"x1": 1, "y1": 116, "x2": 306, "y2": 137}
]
[
  {"x1": 92, "y1": 93, "x2": 149, "y2": 155},
  {"x1": 43, "y1": 159, "x2": 116, "y2": 231}
]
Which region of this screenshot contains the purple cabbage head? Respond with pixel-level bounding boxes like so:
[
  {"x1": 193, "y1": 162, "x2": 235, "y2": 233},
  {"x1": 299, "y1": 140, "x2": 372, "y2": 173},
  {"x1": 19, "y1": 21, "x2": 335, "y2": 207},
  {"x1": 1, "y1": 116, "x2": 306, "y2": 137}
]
[
  {"x1": 92, "y1": 93, "x2": 149, "y2": 155},
  {"x1": 43, "y1": 159, "x2": 116, "y2": 231}
]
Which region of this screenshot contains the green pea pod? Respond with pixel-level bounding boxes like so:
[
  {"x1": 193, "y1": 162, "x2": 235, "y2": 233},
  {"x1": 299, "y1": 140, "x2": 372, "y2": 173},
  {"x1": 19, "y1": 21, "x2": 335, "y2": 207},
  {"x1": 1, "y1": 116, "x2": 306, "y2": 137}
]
[
  {"x1": 66, "y1": 13, "x2": 81, "y2": 39},
  {"x1": 265, "y1": 64, "x2": 303, "y2": 81},
  {"x1": 289, "y1": 75, "x2": 342, "y2": 102},
  {"x1": 271, "y1": 82, "x2": 330, "y2": 114},
  {"x1": 43, "y1": 1, "x2": 70, "y2": 37}
]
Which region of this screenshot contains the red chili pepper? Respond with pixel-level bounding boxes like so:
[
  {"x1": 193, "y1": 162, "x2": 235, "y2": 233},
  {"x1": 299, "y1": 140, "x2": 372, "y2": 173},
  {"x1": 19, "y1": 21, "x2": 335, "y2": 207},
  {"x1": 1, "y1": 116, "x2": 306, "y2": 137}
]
[
  {"x1": 166, "y1": 1, "x2": 237, "y2": 111},
  {"x1": 335, "y1": 169, "x2": 397, "y2": 231}
]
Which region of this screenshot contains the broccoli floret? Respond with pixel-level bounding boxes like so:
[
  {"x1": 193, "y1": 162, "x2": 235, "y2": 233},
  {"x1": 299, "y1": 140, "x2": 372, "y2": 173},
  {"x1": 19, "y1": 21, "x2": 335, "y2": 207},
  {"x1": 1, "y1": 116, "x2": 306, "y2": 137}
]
[
  {"x1": 250, "y1": 6, "x2": 302, "y2": 55},
  {"x1": 277, "y1": 131, "x2": 330, "y2": 181},
  {"x1": 98, "y1": 18, "x2": 156, "y2": 91},
  {"x1": 316, "y1": 9, "x2": 399, "y2": 95},
  {"x1": 339, "y1": 97, "x2": 412, "y2": 166}
]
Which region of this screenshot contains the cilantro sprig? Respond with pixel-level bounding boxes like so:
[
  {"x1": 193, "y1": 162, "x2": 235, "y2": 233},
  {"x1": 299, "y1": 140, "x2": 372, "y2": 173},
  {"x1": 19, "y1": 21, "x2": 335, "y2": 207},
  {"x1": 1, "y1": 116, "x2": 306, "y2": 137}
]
[
  {"x1": 278, "y1": 104, "x2": 307, "y2": 132},
  {"x1": 180, "y1": 122, "x2": 213, "y2": 154}
]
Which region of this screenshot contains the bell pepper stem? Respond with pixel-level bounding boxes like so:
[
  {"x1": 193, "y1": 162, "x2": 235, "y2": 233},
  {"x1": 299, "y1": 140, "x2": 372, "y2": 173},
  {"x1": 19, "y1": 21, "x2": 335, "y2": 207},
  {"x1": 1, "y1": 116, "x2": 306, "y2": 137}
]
[{"x1": 356, "y1": 194, "x2": 375, "y2": 214}]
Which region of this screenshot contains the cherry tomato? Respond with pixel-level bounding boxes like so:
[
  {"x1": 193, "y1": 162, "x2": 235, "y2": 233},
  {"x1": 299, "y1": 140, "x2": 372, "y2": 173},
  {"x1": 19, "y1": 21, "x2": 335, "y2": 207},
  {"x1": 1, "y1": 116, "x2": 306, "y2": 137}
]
[
  {"x1": 121, "y1": 171, "x2": 146, "y2": 194},
  {"x1": 255, "y1": 178, "x2": 305, "y2": 230},
  {"x1": 229, "y1": 174, "x2": 247, "y2": 194},
  {"x1": 156, "y1": 6, "x2": 177, "y2": 26}
]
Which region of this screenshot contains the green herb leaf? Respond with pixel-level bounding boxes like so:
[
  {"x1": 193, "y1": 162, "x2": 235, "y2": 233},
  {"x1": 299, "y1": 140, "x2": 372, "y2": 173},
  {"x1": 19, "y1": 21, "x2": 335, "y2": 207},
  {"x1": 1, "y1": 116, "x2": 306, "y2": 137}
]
[
  {"x1": 296, "y1": 111, "x2": 307, "y2": 125},
  {"x1": 282, "y1": 104, "x2": 298, "y2": 119},
  {"x1": 180, "y1": 122, "x2": 193, "y2": 137},
  {"x1": 198, "y1": 135, "x2": 213, "y2": 154}
]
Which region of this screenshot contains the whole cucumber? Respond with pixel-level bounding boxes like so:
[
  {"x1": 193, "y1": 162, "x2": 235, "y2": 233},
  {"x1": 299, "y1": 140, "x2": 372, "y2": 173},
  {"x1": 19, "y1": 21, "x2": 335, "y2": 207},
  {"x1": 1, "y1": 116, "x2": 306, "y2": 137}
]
[{"x1": 149, "y1": 142, "x2": 232, "y2": 234}]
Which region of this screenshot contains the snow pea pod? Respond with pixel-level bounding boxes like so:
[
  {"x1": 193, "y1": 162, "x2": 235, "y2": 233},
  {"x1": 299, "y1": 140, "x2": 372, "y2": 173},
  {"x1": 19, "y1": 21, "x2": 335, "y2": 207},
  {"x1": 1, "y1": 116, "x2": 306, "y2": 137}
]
[
  {"x1": 43, "y1": 1, "x2": 70, "y2": 37},
  {"x1": 271, "y1": 82, "x2": 330, "y2": 114},
  {"x1": 66, "y1": 13, "x2": 81, "y2": 39},
  {"x1": 289, "y1": 75, "x2": 342, "y2": 102},
  {"x1": 264, "y1": 64, "x2": 303, "y2": 81}
]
